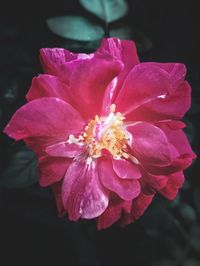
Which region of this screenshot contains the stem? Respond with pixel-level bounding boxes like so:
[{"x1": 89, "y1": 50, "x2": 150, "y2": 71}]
[{"x1": 100, "y1": 0, "x2": 110, "y2": 37}]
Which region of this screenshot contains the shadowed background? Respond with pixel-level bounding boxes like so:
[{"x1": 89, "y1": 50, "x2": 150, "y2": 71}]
[{"x1": 0, "y1": 0, "x2": 200, "y2": 265}]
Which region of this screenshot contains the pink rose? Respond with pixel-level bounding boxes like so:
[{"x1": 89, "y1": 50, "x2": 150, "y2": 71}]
[{"x1": 4, "y1": 38, "x2": 196, "y2": 229}]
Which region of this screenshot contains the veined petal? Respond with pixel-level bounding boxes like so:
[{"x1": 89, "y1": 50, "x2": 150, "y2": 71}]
[
  {"x1": 98, "y1": 158, "x2": 141, "y2": 201},
  {"x1": 112, "y1": 158, "x2": 141, "y2": 179},
  {"x1": 160, "y1": 171, "x2": 185, "y2": 200},
  {"x1": 140, "y1": 171, "x2": 168, "y2": 194},
  {"x1": 4, "y1": 97, "x2": 85, "y2": 141},
  {"x1": 46, "y1": 141, "x2": 85, "y2": 158},
  {"x1": 127, "y1": 122, "x2": 172, "y2": 166},
  {"x1": 157, "y1": 121, "x2": 196, "y2": 157},
  {"x1": 114, "y1": 63, "x2": 172, "y2": 115},
  {"x1": 142, "y1": 63, "x2": 186, "y2": 87},
  {"x1": 51, "y1": 181, "x2": 66, "y2": 217},
  {"x1": 62, "y1": 159, "x2": 109, "y2": 220},
  {"x1": 38, "y1": 156, "x2": 71, "y2": 187},
  {"x1": 120, "y1": 193, "x2": 154, "y2": 226},
  {"x1": 59, "y1": 57, "x2": 123, "y2": 120},
  {"x1": 96, "y1": 38, "x2": 139, "y2": 101},
  {"x1": 26, "y1": 74, "x2": 71, "y2": 103},
  {"x1": 40, "y1": 48, "x2": 78, "y2": 76},
  {"x1": 97, "y1": 195, "x2": 132, "y2": 230},
  {"x1": 126, "y1": 81, "x2": 191, "y2": 122}
]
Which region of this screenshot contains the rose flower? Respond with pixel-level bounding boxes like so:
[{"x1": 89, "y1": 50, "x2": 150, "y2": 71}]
[{"x1": 4, "y1": 38, "x2": 196, "y2": 229}]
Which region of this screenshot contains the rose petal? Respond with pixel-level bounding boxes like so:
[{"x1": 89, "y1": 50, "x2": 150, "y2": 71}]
[
  {"x1": 127, "y1": 122, "x2": 172, "y2": 166},
  {"x1": 112, "y1": 158, "x2": 141, "y2": 179},
  {"x1": 51, "y1": 181, "x2": 66, "y2": 217},
  {"x1": 120, "y1": 193, "x2": 154, "y2": 226},
  {"x1": 96, "y1": 38, "x2": 139, "y2": 101},
  {"x1": 38, "y1": 156, "x2": 71, "y2": 186},
  {"x1": 98, "y1": 158, "x2": 141, "y2": 201},
  {"x1": 26, "y1": 74, "x2": 71, "y2": 103},
  {"x1": 40, "y1": 48, "x2": 78, "y2": 76},
  {"x1": 115, "y1": 63, "x2": 172, "y2": 115},
  {"x1": 160, "y1": 171, "x2": 185, "y2": 200},
  {"x1": 46, "y1": 141, "x2": 85, "y2": 158},
  {"x1": 158, "y1": 121, "x2": 196, "y2": 157},
  {"x1": 140, "y1": 171, "x2": 168, "y2": 194},
  {"x1": 127, "y1": 81, "x2": 191, "y2": 121},
  {"x1": 62, "y1": 159, "x2": 109, "y2": 220},
  {"x1": 59, "y1": 57, "x2": 123, "y2": 120},
  {"x1": 97, "y1": 195, "x2": 132, "y2": 230},
  {"x1": 4, "y1": 97, "x2": 85, "y2": 141},
  {"x1": 143, "y1": 63, "x2": 186, "y2": 87}
]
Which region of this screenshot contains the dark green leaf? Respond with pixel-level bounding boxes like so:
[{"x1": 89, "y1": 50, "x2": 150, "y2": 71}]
[
  {"x1": 47, "y1": 16, "x2": 104, "y2": 41},
  {"x1": 178, "y1": 203, "x2": 197, "y2": 223},
  {"x1": 193, "y1": 187, "x2": 200, "y2": 214},
  {"x1": 0, "y1": 146, "x2": 38, "y2": 188},
  {"x1": 80, "y1": 0, "x2": 128, "y2": 23}
]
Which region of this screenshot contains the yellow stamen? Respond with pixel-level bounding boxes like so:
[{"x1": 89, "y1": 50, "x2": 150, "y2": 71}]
[{"x1": 68, "y1": 104, "x2": 130, "y2": 159}]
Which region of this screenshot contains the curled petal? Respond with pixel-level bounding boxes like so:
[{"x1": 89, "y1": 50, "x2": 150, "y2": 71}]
[
  {"x1": 115, "y1": 63, "x2": 172, "y2": 115},
  {"x1": 60, "y1": 57, "x2": 123, "y2": 120},
  {"x1": 4, "y1": 97, "x2": 85, "y2": 141},
  {"x1": 62, "y1": 160, "x2": 109, "y2": 220},
  {"x1": 96, "y1": 38, "x2": 139, "y2": 101},
  {"x1": 40, "y1": 48, "x2": 78, "y2": 76},
  {"x1": 112, "y1": 158, "x2": 141, "y2": 179},
  {"x1": 51, "y1": 181, "x2": 66, "y2": 217},
  {"x1": 160, "y1": 172, "x2": 185, "y2": 200},
  {"x1": 38, "y1": 156, "x2": 71, "y2": 187},
  {"x1": 97, "y1": 196, "x2": 132, "y2": 230},
  {"x1": 127, "y1": 122, "x2": 172, "y2": 166},
  {"x1": 143, "y1": 62, "x2": 186, "y2": 87},
  {"x1": 46, "y1": 142, "x2": 85, "y2": 158},
  {"x1": 127, "y1": 81, "x2": 191, "y2": 122},
  {"x1": 26, "y1": 74, "x2": 71, "y2": 103},
  {"x1": 120, "y1": 193, "x2": 154, "y2": 226},
  {"x1": 140, "y1": 171, "x2": 168, "y2": 194},
  {"x1": 98, "y1": 158, "x2": 141, "y2": 201},
  {"x1": 157, "y1": 121, "x2": 196, "y2": 157}
]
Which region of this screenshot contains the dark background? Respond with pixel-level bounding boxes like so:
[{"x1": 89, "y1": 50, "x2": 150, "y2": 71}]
[{"x1": 0, "y1": 0, "x2": 200, "y2": 265}]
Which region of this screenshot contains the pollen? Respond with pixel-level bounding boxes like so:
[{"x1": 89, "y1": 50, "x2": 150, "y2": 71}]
[{"x1": 69, "y1": 105, "x2": 130, "y2": 159}]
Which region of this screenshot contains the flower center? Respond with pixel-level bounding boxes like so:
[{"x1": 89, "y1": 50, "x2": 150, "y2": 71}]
[{"x1": 69, "y1": 104, "x2": 130, "y2": 159}]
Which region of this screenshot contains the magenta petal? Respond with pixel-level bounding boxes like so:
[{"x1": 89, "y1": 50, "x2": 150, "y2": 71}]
[
  {"x1": 143, "y1": 63, "x2": 186, "y2": 87},
  {"x1": 160, "y1": 172, "x2": 185, "y2": 200},
  {"x1": 121, "y1": 193, "x2": 154, "y2": 226},
  {"x1": 60, "y1": 57, "x2": 123, "y2": 120},
  {"x1": 141, "y1": 171, "x2": 168, "y2": 194},
  {"x1": 97, "y1": 197, "x2": 132, "y2": 230},
  {"x1": 128, "y1": 81, "x2": 191, "y2": 122},
  {"x1": 112, "y1": 158, "x2": 141, "y2": 179},
  {"x1": 98, "y1": 158, "x2": 141, "y2": 201},
  {"x1": 26, "y1": 74, "x2": 71, "y2": 103},
  {"x1": 62, "y1": 160, "x2": 109, "y2": 220},
  {"x1": 127, "y1": 122, "x2": 172, "y2": 166},
  {"x1": 46, "y1": 142, "x2": 85, "y2": 158},
  {"x1": 96, "y1": 38, "x2": 139, "y2": 101},
  {"x1": 40, "y1": 48, "x2": 78, "y2": 76},
  {"x1": 158, "y1": 121, "x2": 195, "y2": 157},
  {"x1": 38, "y1": 156, "x2": 71, "y2": 186},
  {"x1": 51, "y1": 181, "x2": 66, "y2": 217},
  {"x1": 114, "y1": 63, "x2": 172, "y2": 115},
  {"x1": 4, "y1": 97, "x2": 85, "y2": 141}
]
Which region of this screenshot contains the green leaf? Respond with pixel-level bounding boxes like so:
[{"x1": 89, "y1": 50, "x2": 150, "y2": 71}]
[
  {"x1": 47, "y1": 16, "x2": 104, "y2": 41},
  {"x1": 80, "y1": 0, "x2": 128, "y2": 23},
  {"x1": 0, "y1": 146, "x2": 38, "y2": 188}
]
